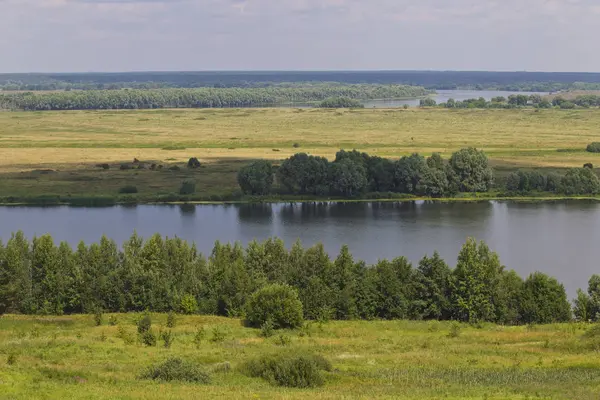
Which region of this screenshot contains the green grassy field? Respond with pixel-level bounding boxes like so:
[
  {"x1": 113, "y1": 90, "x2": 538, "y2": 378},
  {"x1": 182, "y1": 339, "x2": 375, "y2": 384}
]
[
  {"x1": 1, "y1": 108, "x2": 600, "y2": 202},
  {"x1": 1, "y1": 314, "x2": 599, "y2": 399}
]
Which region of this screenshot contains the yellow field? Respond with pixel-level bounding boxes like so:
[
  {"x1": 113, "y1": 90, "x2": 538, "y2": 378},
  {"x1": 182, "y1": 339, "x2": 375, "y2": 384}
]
[{"x1": 1, "y1": 108, "x2": 599, "y2": 200}]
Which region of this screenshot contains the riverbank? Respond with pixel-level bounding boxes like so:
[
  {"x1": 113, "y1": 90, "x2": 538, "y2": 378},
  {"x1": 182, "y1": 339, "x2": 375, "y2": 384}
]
[{"x1": 1, "y1": 314, "x2": 599, "y2": 399}]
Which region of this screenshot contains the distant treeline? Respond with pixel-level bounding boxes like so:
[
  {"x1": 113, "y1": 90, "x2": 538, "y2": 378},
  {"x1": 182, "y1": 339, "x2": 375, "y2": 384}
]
[
  {"x1": 421, "y1": 94, "x2": 600, "y2": 109},
  {"x1": 2, "y1": 71, "x2": 600, "y2": 91},
  {"x1": 2, "y1": 231, "x2": 597, "y2": 324},
  {"x1": 0, "y1": 85, "x2": 428, "y2": 111}
]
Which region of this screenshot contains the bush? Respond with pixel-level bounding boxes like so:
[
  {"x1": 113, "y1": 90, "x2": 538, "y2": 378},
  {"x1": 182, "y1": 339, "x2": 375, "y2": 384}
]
[
  {"x1": 419, "y1": 98, "x2": 437, "y2": 107},
  {"x1": 318, "y1": 97, "x2": 364, "y2": 109},
  {"x1": 139, "y1": 358, "x2": 211, "y2": 383},
  {"x1": 120, "y1": 164, "x2": 132, "y2": 170},
  {"x1": 260, "y1": 319, "x2": 275, "y2": 338},
  {"x1": 166, "y1": 312, "x2": 176, "y2": 328},
  {"x1": 160, "y1": 330, "x2": 175, "y2": 348},
  {"x1": 587, "y1": 143, "x2": 600, "y2": 153},
  {"x1": 97, "y1": 163, "x2": 110, "y2": 170},
  {"x1": 119, "y1": 185, "x2": 138, "y2": 194},
  {"x1": 180, "y1": 294, "x2": 198, "y2": 315},
  {"x1": 448, "y1": 321, "x2": 461, "y2": 338},
  {"x1": 242, "y1": 353, "x2": 331, "y2": 388},
  {"x1": 179, "y1": 180, "x2": 196, "y2": 195},
  {"x1": 237, "y1": 160, "x2": 274, "y2": 195},
  {"x1": 169, "y1": 165, "x2": 181, "y2": 171},
  {"x1": 141, "y1": 330, "x2": 157, "y2": 346},
  {"x1": 7, "y1": 354, "x2": 17, "y2": 366},
  {"x1": 94, "y1": 310, "x2": 103, "y2": 326},
  {"x1": 137, "y1": 314, "x2": 152, "y2": 334},
  {"x1": 187, "y1": 157, "x2": 201, "y2": 168},
  {"x1": 245, "y1": 284, "x2": 304, "y2": 330},
  {"x1": 108, "y1": 315, "x2": 118, "y2": 326},
  {"x1": 193, "y1": 326, "x2": 206, "y2": 347},
  {"x1": 210, "y1": 326, "x2": 226, "y2": 343},
  {"x1": 584, "y1": 163, "x2": 594, "y2": 169}
]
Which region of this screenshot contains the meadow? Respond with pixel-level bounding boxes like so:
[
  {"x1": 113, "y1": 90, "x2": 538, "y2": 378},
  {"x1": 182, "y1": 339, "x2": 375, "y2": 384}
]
[
  {"x1": 0, "y1": 314, "x2": 599, "y2": 399},
  {"x1": 1, "y1": 108, "x2": 599, "y2": 202}
]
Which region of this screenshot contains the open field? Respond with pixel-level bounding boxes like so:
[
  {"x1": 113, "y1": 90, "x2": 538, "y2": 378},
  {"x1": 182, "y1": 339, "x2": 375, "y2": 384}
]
[
  {"x1": 1, "y1": 314, "x2": 600, "y2": 399},
  {"x1": 1, "y1": 108, "x2": 600, "y2": 202}
]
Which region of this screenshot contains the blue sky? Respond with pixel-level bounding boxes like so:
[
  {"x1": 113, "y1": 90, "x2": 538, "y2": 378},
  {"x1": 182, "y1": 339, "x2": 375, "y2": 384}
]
[{"x1": 1, "y1": 0, "x2": 599, "y2": 72}]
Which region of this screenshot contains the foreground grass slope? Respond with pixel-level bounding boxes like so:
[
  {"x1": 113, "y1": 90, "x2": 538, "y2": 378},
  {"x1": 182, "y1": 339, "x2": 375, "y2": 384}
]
[
  {"x1": 1, "y1": 108, "x2": 600, "y2": 201},
  {"x1": 1, "y1": 314, "x2": 600, "y2": 399}
]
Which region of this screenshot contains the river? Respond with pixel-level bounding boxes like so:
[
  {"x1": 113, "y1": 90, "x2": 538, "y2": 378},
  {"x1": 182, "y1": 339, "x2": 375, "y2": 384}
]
[{"x1": 0, "y1": 200, "x2": 596, "y2": 297}]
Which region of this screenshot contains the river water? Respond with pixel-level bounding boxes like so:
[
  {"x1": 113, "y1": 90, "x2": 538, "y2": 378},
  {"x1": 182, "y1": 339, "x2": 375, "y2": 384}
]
[{"x1": 0, "y1": 201, "x2": 596, "y2": 297}]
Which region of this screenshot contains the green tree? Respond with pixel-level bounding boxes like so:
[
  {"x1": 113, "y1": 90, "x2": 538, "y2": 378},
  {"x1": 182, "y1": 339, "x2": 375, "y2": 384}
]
[
  {"x1": 237, "y1": 160, "x2": 274, "y2": 195},
  {"x1": 329, "y1": 158, "x2": 368, "y2": 197},
  {"x1": 245, "y1": 284, "x2": 304, "y2": 329},
  {"x1": 451, "y1": 238, "x2": 503, "y2": 322},
  {"x1": 520, "y1": 272, "x2": 571, "y2": 324},
  {"x1": 374, "y1": 257, "x2": 415, "y2": 319},
  {"x1": 412, "y1": 252, "x2": 452, "y2": 320},
  {"x1": 560, "y1": 167, "x2": 600, "y2": 195},
  {"x1": 448, "y1": 148, "x2": 494, "y2": 192},
  {"x1": 394, "y1": 153, "x2": 427, "y2": 194},
  {"x1": 277, "y1": 153, "x2": 330, "y2": 195}
]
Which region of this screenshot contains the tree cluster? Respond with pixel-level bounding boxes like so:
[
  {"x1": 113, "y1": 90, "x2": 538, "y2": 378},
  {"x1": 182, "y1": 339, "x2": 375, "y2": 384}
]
[
  {"x1": 0, "y1": 233, "x2": 574, "y2": 325},
  {"x1": 318, "y1": 97, "x2": 364, "y2": 108},
  {"x1": 238, "y1": 148, "x2": 494, "y2": 198},
  {"x1": 0, "y1": 85, "x2": 429, "y2": 111},
  {"x1": 505, "y1": 168, "x2": 600, "y2": 195}
]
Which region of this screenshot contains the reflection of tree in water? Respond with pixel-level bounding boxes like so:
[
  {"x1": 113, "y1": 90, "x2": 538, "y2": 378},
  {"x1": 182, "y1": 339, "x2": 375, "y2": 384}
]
[
  {"x1": 236, "y1": 203, "x2": 273, "y2": 223},
  {"x1": 179, "y1": 204, "x2": 196, "y2": 215},
  {"x1": 279, "y1": 202, "x2": 329, "y2": 224},
  {"x1": 327, "y1": 202, "x2": 370, "y2": 219},
  {"x1": 504, "y1": 199, "x2": 598, "y2": 213},
  {"x1": 369, "y1": 201, "x2": 494, "y2": 225}
]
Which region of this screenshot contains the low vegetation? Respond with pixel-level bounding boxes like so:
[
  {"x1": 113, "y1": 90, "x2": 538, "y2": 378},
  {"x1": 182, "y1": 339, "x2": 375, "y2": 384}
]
[
  {"x1": 139, "y1": 357, "x2": 211, "y2": 383},
  {"x1": 241, "y1": 352, "x2": 332, "y2": 388}
]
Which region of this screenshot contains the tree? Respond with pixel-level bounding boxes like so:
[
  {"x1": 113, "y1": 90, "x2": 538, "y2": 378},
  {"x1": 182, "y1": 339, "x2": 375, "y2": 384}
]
[
  {"x1": 451, "y1": 238, "x2": 503, "y2": 322},
  {"x1": 329, "y1": 158, "x2": 368, "y2": 197},
  {"x1": 237, "y1": 160, "x2": 274, "y2": 195},
  {"x1": 575, "y1": 275, "x2": 600, "y2": 322},
  {"x1": 560, "y1": 168, "x2": 600, "y2": 195},
  {"x1": 412, "y1": 252, "x2": 452, "y2": 320},
  {"x1": 366, "y1": 156, "x2": 396, "y2": 192},
  {"x1": 277, "y1": 153, "x2": 330, "y2": 195},
  {"x1": 520, "y1": 272, "x2": 571, "y2": 324},
  {"x1": 448, "y1": 148, "x2": 494, "y2": 192},
  {"x1": 419, "y1": 98, "x2": 437, "y2": 107},
  {"x1": 373, "y1": 257, "x2": 415, "y2": 319},
  {"x1": 245, "y1": 284, "x2": 304, "y2": 329},
  {"x1": 394, "y1": 153, "x2": 427, "y2": 194}
]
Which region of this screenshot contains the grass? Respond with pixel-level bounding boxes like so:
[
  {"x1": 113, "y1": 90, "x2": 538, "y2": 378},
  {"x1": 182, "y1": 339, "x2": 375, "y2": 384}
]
[
  {"x1": 1, "y1": 314, "x2": 600, "y2": 399},
  {"x1": 1, "y1": 108, "x2": 600, "y2": 203}
]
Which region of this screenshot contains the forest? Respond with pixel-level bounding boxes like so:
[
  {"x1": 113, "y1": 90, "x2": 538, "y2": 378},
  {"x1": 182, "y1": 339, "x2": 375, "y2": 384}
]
[
  {"x1": 420, "y1": 94, "x2": 600, "y2": 109},
  {"x1": 2, "y1": 70, "x2": 600, "y2": 91},
  {"x1": 0, "y1": 84, "x2": 428, "y2": 110},
  {"x1": 1, "y1": 231, "x2": 597, "y2": 325}
]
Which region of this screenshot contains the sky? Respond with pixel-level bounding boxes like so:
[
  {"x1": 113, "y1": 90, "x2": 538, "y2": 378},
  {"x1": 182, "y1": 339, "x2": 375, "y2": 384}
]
[{"x1": 1, "y1": 0, "x2": 599, "y2": 73}]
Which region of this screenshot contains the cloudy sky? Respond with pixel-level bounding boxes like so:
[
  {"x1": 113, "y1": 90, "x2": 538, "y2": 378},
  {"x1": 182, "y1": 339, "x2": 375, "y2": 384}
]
[{"x1": 1, "y1": 0, "x2": 598, "y2": 73}]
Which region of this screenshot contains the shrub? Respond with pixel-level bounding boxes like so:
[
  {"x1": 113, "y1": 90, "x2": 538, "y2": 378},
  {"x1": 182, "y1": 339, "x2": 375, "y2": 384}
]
[
  {"x1": 193, "y1": 326, "x2": 206, "y2": 347},
  {"x1": 161, "y1": 330, "x2": 175, "y2": 348},
  {"x1": 274, "y1": 334, "x2": 292, "y2": 346},
  {"x1": 166, "y1": 312, "x2": 176, "y2": 328},
  {"x1": 97, "y1": 163, "x2": 110, "y2": 170},
  {"x1": 169, "y1": 165, "x2": 181, "y2": 171},
  {"x1": 448, "y1": 321, "x2": 461, "y2": 338},
  {"x1": 139, "y1": 358, "x2": 211, "y2": 383},
  {"x1": 180, "y1": 294, "x2": 198, "y2": 315},
  {"x1": 7, "y1": 354, "x2": 17, "y2": 366},
  {"x1": 119, "y1": 185, "x2": 138, "y2": 194},
  {"x1": 120, "y1": 164, "x2": 132, "y2": 170},
  {"x1": 108, "y1": 316, "x2": 118, "y2": 326},
  {"x1": 187, "y1": 157, "x2": 201, "y2": 168},
  {"x1": 587, "y1": 143, "x2": 600, "y2": 153},
  {"x1": 237, "y1": 160, "x2": 274, "y2": 195},
  {"x1": 179, "y1": 180, "x2": 196, "y2": 195},
  {"x1": 584, "y1": 163, "x2": 594, "y2": 169},
  {"x1": 419, "y1": 98, "x2": 437, "y2": 107},
  {"x1": 292, "y1": 143, "x2": 300, "y2": 148},
  {"x1": 260, "y1": 319, "x2": 275, "y2": 338},
  {"x1": 242, "y1": 353, "x2": 332, "y2": 388},
  {"x1": 94, "y1": 310, "x2": 103, "y2": 326},
  {"x1": 137, "y1": 314, "x2": 152, "y2": 334},
  {"x1": 245, "y1": 284, "x2": 304, "y2": 330},
  {"x1": 141, "y1": 330, "x2": 157, "y2": 346},
  {"x1": 210, "y1": 326, "x2": 226, "y2": 343}
]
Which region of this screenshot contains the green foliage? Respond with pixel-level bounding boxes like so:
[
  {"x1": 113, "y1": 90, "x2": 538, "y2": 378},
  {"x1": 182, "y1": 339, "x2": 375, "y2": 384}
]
[
  {"x1": 559, "y1": 168, "x2": 600, "y2": 195},
  {"x1": 108, "y1": 316, "x2": 118, "y2": 326},
  {"x1": 180, "y1": 294, "x2": 199, "y2": 315},
  {"x1": 520, "y1": 272, "x2": 572, "y2": 324},
  {"x1": 245, "y1": 284, "x2": 304, "y2": 329},
  {"x1": 242, "y1": 353, "x2": 332, "y2": 388},
  {"x1": 329, "y1": 158, "x2": 368, "y2": 197},
  {"x1": 160, "y1": 330, "x2": 175, "y2": 348},
  {"x1": 179, "y1": 180, "x2": 196, "y2": 195},
  {"x1": 139, "y1": 358, "x2": 210, "y2": 383},
  {"x1": 260, "y1": 318, "x2": 275, "y2": 338},
  {"x1": 277, "y1": 153, "x2": 330, "y2": 195},
  {"x1": 118, "y1": 186, "x2": 138, "y2": 194},
  {"x1": 448, "y1": 148, "x2": 494, "y2": 192},
  {"x1": 448, "y1": 321, "x2": 461, "y2": 338},
  {"x1": 166, "y1": 312, "x2": 176, "y2": 328},
  {"x1": 94, "y1": 310, "x2": 103, "y2": 326},
  {"x1": 210, "y1": 326, "x2": 226, "y2": 343},
  {"x1": 318, "y1": 97, "x2": 364, "y2": 108},
  {"x1": 141, "y1": 330, "x2": 157, "y2": 347},
  {"x1": 505, "y1": 171, "x2": 549, "y2": 192},
  {"x1": 137, "y1": 314, "x2": 152, "y2": 334},
  {"x1": 237, "y1": 160, "x2": 274, "y2": 195},
  {"x1": 7, "y1": 353, "x2": 17, "y2": 366},
  {"x1": 193, "y1": 326, "x2": 206, "y2": 347},
  {"x1": 187, "y1": 157, "x2": 201, "y2": 168},
  {"x1": 419, "y1": 98, "x2": 437, "y2": 107}
]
